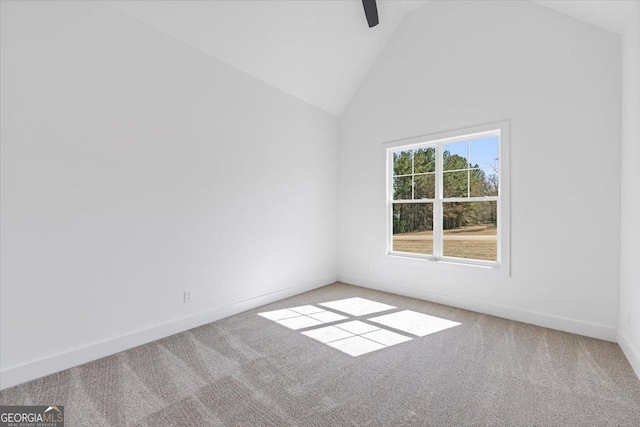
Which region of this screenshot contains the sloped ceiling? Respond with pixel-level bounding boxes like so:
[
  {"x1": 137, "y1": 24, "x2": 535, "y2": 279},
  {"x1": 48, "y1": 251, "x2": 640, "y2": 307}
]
[
  {"x1": 532, "y1": 0, "x2": 636, "y2": 35},
  {"x1": 105, "y1": 1, "x2": 633, "y2": 117},
  {"x1": 106, "y1": 1, "x2": 430, "y2": 117}
]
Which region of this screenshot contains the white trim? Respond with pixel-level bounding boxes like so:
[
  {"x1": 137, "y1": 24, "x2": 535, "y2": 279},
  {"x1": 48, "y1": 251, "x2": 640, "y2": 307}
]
[
  {"x1": 0, "y1": 274, "x2": 337, "y2": 391},
  {"x1": 338, "y1": 274, "x2": 617, "y2": 342},
  {"x1": 438, "y1": 255, "x2": 500, "y2": 268},
  {"x1": 383, "y1": 127, "x2": 500, "y2": 150},
  {"x1": 387, "y1": 251, "x2": 500, "y2": 269},
  {"x1": 618, "y1": 331, "x2": 640, "y2": 380}
]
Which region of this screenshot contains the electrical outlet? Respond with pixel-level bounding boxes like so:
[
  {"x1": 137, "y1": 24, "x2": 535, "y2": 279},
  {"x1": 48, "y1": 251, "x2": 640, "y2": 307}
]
[{"x1": 184, "y1": 291, "x2": 192, "y2": 304}]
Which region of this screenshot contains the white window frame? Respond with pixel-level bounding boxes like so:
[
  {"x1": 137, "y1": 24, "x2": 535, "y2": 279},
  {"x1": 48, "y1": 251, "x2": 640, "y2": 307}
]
[{"x1": 384, "y1": 120, "x2": 510, "y2": 274}]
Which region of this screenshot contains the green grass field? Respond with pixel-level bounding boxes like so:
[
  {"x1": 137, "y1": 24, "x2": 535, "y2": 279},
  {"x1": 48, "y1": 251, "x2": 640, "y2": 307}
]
[{"x1": 393, "y1": 225, "x2": 497, "y2": 261}]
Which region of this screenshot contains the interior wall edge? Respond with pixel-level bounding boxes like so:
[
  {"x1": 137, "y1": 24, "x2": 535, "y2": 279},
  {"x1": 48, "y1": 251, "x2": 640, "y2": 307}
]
[
  {"x1": 337, "y1": 274, "x2": 618, "y2": 343},
  {"x1": 0, "y1": 274, "x2": 337, "y2": 391},
  {"x1": 618, "y1": 331, "x2": 640, "y2": 380}
]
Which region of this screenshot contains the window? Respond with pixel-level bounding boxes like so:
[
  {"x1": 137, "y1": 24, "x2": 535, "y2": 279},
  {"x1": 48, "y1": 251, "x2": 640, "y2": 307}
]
[{"x1": 386, "y1": 121, "x2": 510, "y2": 269}]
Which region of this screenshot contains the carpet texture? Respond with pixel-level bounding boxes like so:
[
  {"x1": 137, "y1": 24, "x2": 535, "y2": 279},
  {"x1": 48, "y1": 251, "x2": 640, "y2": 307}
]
[{"x1": 1, "y1": 283, "x2": 639, "y2": 426}]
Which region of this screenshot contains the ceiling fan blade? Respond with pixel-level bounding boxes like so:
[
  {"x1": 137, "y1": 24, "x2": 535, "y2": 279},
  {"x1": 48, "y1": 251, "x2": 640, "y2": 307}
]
[{"x1": 362, "y1": 0, "x2": 379, "y2": 28}]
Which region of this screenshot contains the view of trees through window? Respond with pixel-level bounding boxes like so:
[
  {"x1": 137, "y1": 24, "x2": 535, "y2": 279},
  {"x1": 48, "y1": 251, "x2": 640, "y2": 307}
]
[{"x1": 391, "y1": 135, "x2": 499, "y2": 262}]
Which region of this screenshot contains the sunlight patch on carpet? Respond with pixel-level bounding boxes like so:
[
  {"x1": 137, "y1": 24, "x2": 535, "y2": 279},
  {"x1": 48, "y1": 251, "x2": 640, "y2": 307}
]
[
  {"x1": 258, "y1": 306, "x2": 348, "y2": 330},
  {"x1": 259, "y1": 299, "x2": 460, "y2": 356},
  {"x1": 368, "y1": 310, "x2": 461, "y2": 337},
  {"x1": 319, "y1": 297, "x2": 396, "y2": 316},
  {"x1": 303, "y1": 321, "x2": 412, "y2": 357}
]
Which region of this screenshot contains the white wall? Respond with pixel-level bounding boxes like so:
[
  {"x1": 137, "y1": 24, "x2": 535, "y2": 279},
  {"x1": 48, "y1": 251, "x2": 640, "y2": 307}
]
[
  {"x1": 619, "y1": 1, "x2": 640, "y2": 378},
  {"x1": 338, "y1": 0, "x2": 621, "y2": 340},
  {"x1": 0, "y1": 1, "x2": 338, "y2": 389}
]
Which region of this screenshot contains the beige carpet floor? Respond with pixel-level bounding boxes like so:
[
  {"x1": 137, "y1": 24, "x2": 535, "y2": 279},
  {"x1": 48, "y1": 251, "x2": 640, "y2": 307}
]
[{"x1": 1, "y1": 283, "x2": 639, "y2": 426}]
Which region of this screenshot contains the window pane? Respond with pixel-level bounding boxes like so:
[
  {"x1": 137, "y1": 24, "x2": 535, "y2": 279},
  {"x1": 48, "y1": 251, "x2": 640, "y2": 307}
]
[
  {"x1": 443, "y1": 170, "x2": 468, "y2": 198},
  {"x1": 442, "y1": 201, "x2": 497, "y2": 261},
  {"x1": 393, "y1": 150, "x2": 412, "y2": 176},
  {"x1": 414, "y1": 173, "x2": 435, "y2": 199},
  {"x1": 470, "y1": 136, "x2": 499, "y2": 170},
  {"x1": 443, "y1": 141, "x2": 469, "y2": 171},
  {"x1": 392, "y1": 203, "x2": 434, "y2": 255},
  {"x1": 393, "y1": 176, "x2": 413, "y2": 200},
  {"x1": 414, "y1": 147, "x2": 435, "y2": 173},
  {"x1": 470, "y1": 135, "x2": 499, "y2": 196},
  {"x1": 469, "y1": 168, "x2": 498, "y2": 197}
]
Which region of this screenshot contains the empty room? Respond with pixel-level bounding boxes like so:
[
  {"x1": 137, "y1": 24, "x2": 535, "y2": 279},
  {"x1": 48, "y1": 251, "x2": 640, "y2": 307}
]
[{"x1": 1, "y1": 0, "x2": 639, "y2": 425}]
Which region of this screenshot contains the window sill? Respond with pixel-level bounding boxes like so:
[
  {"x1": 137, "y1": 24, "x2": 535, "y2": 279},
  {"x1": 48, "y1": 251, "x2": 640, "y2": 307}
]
[{"x1": 387, "y1": 251, "x2": 505, "y2": 273}]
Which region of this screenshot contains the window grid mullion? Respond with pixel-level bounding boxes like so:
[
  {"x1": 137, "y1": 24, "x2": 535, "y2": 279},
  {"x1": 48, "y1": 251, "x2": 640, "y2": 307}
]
[
  {"x1": 440, "y1": 196, "x2": 499, "y2": 203},
  {"x1": 434, "y1": 143, "x2": 443, "y2": 258},
  {"x1": 467, "y1": 141, "x2": 471, "y2": 198},
  {"x1": 392, "y1": 199, "x2": 436, "y2": 204},
  {"x1": 394, "y1": 197, "x2": 500, "y2": 202},
  {"x1": 411, "y1": 150, "x2": 415, "y2": 200}
]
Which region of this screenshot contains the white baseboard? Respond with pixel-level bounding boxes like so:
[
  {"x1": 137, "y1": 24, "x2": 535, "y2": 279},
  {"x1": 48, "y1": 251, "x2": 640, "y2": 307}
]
[
  {"x1": 618, "y1": 331, "x2": 640, "y2": 380},
  {"x1": 0, "y1": 274, "x2": 337, "y2": 391},
  {"x1": 338, "y1": 274, "x2": 618, "y2": 342}
]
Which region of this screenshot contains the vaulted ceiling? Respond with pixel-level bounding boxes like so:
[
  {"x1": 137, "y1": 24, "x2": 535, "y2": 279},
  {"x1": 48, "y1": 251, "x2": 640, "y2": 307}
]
[
  {"x1": 532, "y1": 0, "x2": 636, "y2": 34},
  {"x1": 106, "y1": 0, "x2": 428, "y2": 117},
  {"x1": 105, "y1": 1, "x2": 635, "y2": 117}
]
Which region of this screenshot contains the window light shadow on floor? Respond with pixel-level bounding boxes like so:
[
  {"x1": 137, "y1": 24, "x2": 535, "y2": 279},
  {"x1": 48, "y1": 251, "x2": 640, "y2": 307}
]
[
  {"x1": 258, "y1": 305, "x2": 348, "y2": 330},
  {"x1": 368, "y1": 310, "x2": 461, "y2": 337},
  {"x1": 258, "y1": 298, "x2": 462, "y2": 357},
  {"x1": 319, "y1": 297, "x2": 396, "y2": 316},
  {"x1": 303, "y1": 321, "x2": 412, "y2": 356}
]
